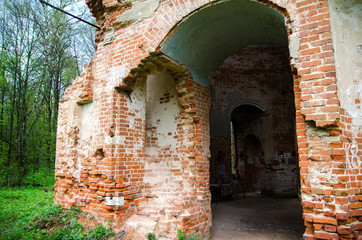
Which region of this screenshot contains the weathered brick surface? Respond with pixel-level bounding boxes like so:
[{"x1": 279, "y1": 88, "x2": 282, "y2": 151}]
[{"x1": 54, "y1": 0, "x2": 362, "y2": 239}]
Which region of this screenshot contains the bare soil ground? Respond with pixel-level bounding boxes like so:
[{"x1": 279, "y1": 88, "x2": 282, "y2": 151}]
[{"x1": 210, "y1": 192, "x2": 305, "y2": 240}]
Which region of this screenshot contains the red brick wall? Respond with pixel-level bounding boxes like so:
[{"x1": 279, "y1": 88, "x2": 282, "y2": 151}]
[
  {"x1": 55, "y1": 53, "x2": 212, "y2": 238},
  {"x1": 54, "y1": 0, "x2": 362, "y2": 239}
]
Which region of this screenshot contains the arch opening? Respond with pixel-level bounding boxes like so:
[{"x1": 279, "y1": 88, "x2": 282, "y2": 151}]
[
  {"x1": 208, "y1": 45, "x2": 303, "y2": 239},
  {"x1": 231, "y1": 105, "x2": 264, "y2": 192},
  {"x1": 161, "y1": 0, "x2": 288, "y2": 87},
  {"x1": 159, "y1": 0, "x2": 303, "y2": 238}
]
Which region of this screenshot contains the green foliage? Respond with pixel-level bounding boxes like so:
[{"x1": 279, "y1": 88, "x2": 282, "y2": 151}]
[
  {"x1": 23, "y1": 167, "x2": 55, "y2": 187},
  {"x1": 177, "y1": 229, "x2": 186, "y2": 240},
  {"x1": 54, "y1": 221, "x2": 114, "y2": 240},
  {"x1": 147, "y1": 232, "x2": 157, "y2": 240},
  {"x1": 0, "y1": 186, "x2": 55, "y2": 239},
  {"x1": 187, "y1": 235, "x2": 201, "y2": 240},
  {"x1": 146, "y1": 229, "x2": 201, "y2": 240},
  {"x1": 0, "y1": 187, "x2": 114, "y2": 240},
  {"x1": 0, "y1": 0, "x2": 95, "y2": 187},
  {"x1": 177, "y1": 229, "x2": 200, "y2": 240}
]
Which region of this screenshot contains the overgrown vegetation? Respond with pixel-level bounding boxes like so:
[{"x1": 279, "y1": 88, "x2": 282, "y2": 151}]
[
  {"x1": 176, "y1": 229, "x2": 200, "y2": 240},
  {"x1": 146, "y1": 232, "x2": 157, "y2": 240},
  {"x1": 0, "y1": 187, "x2": 114, "y2": 240},
  {"x1": 146, "y1": 229, "x2": 200, "y2": 240},
  {"x1": 0, "y1": 0, "x2": 95, "y2": 187}
]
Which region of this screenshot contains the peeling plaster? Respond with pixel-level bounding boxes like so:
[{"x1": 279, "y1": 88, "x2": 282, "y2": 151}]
[
  {"x1": 329, "y1": 0, "x2": 362, "y2": 126},
  {"x1": 146, "y1": 70, "x2": 179, "y2": 148},
  {"x1": 80, "y1": 102, "x2": 94, "y2": 140},
  {"x1": 106, "y1": 66, "x2": 126, "y2": 93},
  {"x1": 289, "y1": 33, "x2": 299, "y2": 64},
  {"x1": 116, "y1": 0, "x2": 160, "y2": 25}
]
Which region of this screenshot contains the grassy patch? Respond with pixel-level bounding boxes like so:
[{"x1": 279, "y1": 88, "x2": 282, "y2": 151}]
[
  {"x1": 146, "y1": 229, "x2": 200, "y2": 240},
  {"x1": 0, "y1": 187, "x2": 114, "y2": 240}
]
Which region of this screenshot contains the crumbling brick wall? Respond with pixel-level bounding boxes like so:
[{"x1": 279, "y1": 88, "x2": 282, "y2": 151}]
[{"x1": 54, "y1": 0, "x2": 362, "y2": 239}]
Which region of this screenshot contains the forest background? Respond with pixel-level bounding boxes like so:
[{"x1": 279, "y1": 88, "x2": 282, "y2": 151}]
[{"x1": 0, "y1": 0, "x2": 95, "y2": 187}]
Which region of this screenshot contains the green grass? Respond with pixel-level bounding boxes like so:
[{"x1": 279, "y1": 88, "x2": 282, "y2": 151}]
[
  {"x1": 146, "y1": 229, "x2": 200, "y2": 240},
  {"x1": 176, "y1": 229, "x2": 200, "y2": 240},
  {"x1": 0, "y1": 186, "x2": 114, "y2": 240}
]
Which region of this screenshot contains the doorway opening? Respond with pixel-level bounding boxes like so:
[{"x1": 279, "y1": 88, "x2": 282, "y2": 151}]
[
  {"x1": 231, "y1": 104, "x2": 265, "y2": 192},
  {"x1": 209, "y1": 45, "x2": 299, "y2": 198},
  {"x1": 208, "y1": 44, "x2": 302, "y2": 239},
  {"x1": 160, "y1": 0, "x2": 302, "y2": 238}
]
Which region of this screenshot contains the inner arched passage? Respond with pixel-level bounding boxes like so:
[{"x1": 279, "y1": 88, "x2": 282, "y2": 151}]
[
  {"x1": 160, "y1": 0, "x2": 303, "y2": 238},
  {"x1": 231, "y1": 105, "x2": 264, "y2": 192},
  {"x1": 209, "y1": 46, "x2": 300, "y2": 198}
]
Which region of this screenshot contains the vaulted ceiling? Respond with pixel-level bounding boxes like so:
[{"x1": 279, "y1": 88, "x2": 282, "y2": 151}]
[{"x1": 161, "y1": 0, "x2": 288, "y2": 86}]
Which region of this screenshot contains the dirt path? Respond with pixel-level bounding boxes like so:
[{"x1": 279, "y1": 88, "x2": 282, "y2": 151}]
[{"x1": 210, "y1": 192, "x2": 305, "y2": 240}]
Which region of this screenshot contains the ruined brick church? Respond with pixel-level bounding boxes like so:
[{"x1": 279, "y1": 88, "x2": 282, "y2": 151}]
[{"x1": 54, "y1": 0, "x2": 361, "y2": 239}]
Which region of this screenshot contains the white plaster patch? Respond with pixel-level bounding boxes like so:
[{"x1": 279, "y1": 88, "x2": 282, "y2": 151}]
[
  {"x1": 345, "y1": 126, "x2": 362, "y2": 169},
  {"x1": 80, "y1": 102, "x2": 94, "y2": 140},
  {"x1": 146, "y1": 70, "x2": 179, "y2": 148},
  {"x1": 129, "y1": 79, "x2": 146, "y2": 118},
  {"x1": 128, "y1": 117, "x2": 135, "y2": 129},
  {"x1": 132, "y1": 140, "x2": 143, "y2": 151},
  {"x1": 116, "y1": 0, "x2": 160, "y2": 25},
  {"x1": 67, "y1": 101, "x2": 82, "y2": 129},
  {"x1": 169, "y1": 160, "x2": 181, "y2": 168},
  {"x1": 125, "y1": 215, "x2": 157, "y2": 231},
  {"x1": 145, "y1": 147, "x2": 160, "y2": 157},
  {"x1": 103, "y1": 28, "x2": 115, "y2": 45},
  {"x1": 324, "y1": 135, "x2": 341, "y2": 143},
  {"x1": 182, "y1": 179, "x2": 192, "y2": 191},
  {"x1": 301, "y1": 193, "x2": 313, "y2": 201},
  {"x1": 289, "y1": 33, "x2": 299, "y2": 64},
  {"x1": 73, "y1": 139, "x2": 92, "y2": 181},
  {"x1": 105, "y1": 135, "x2": 126, "y2": 145},
  {"x1": 106, "y1": 66, "x2": 126, "y2": 92},
  {"x1": 329, "y1": 0, "x2": 362, "y2": 126},
  {"x1": 308, "y1": 165, "x2": 335, "y2": 188},
  {"x1": 105, "y1": 196, "x2": 124, "y2": 206}
]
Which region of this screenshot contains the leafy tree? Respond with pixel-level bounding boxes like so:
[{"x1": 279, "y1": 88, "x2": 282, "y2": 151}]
[{"x1": 0, "y1": 0, "x2": 95, "y2": 186}]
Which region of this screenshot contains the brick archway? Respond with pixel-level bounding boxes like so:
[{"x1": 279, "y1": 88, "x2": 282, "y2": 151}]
[{"x1": 55, "y1": 0, "x2": 362, "y2": 239}]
